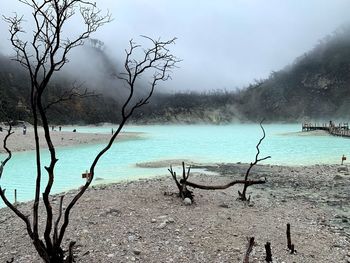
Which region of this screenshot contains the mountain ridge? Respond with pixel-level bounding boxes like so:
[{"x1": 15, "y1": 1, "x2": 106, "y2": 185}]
[{"x1": 1, "y1": 28, "x2": 350, "y2": 124}]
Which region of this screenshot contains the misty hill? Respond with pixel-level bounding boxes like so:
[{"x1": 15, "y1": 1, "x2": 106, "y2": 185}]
[
  {"x1": 238, "y1": 26, "x2": 350, "y2": 122},
  {"x1": 130, "y1": 91, "x2": 243, "y2": 124},
  {"x1": 1, "y1": 27, "x2": 350, "y2": 124},
  {"x1": 132, "y1": 26, "x2": 350, "y2": 123},
  {"x1": 0, "y1": 41, "x2": 126, "y2": 124}
]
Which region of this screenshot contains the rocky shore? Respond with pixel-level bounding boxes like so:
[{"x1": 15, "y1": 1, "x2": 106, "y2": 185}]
[
  {"x1": 0, "y1": 162, "x2": 349, "y2": 262},
  {"x1": 0, "y1": 126, "x2": 140, "y2": 153}
]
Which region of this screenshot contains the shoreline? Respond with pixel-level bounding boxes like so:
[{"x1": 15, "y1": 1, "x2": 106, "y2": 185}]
[
  {"x1": 0, "y1": 161, "x2": 349, "y2": 262},
  {"x1": 0, "y1": 127, "x2": 141, "y2": 154}
]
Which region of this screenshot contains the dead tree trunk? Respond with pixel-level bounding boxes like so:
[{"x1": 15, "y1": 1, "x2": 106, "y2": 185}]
[
  {"x1": 0, "y1": 2, "x2": 179, "y2": 261},
  {"x1": 169, "y1": 122, "x2": 269, "y2": 202},
  {"x1": 264, "y1": 242, "x2": 272, "y2": 262},
  {"x1": 238, "y1": 120, "x2": 270, "y2": 201},
  {"x1": 286, "y1": 223, "x2": 296, "y2": 254},
  {"x1": 243, "y1": 237, "x2": 255, "y2": 263},
  {"x1": 182, "y1": 179, "x2": 266, "y2": 190},
  {"x1": 168, "y1": 162, "x2": 194, "y2": 200},
  {"x1": 168, "y1": 162, "x2": 266, "y2": 202}
]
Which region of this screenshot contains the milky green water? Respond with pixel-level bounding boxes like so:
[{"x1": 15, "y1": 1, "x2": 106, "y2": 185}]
[{"x1": 1, "y1": 124, "x2": 349, "y2": 205}]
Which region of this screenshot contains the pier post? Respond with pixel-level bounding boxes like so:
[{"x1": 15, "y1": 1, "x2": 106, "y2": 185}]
[{"x1": 14, "y1": 189, "x2": 17, "y2": 206}]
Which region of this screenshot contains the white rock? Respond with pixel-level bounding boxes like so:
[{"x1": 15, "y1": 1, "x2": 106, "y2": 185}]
[
  {"x1": 157, "y1": 222, "x2": 167, "y2": 229},
  {"x1": 167, "y1": 217, "x2": 175, "y2": 223},
  {"x1": 183, "y1": 198, "x2": 192, "y2": 205},
  {"x1": 128, "y1": 235, "x2": 135, "y2": 242}
]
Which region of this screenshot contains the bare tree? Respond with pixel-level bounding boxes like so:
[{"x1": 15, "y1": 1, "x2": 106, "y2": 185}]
[
  {"x1": 168, "y1": 162, "x2": 265, "y2": 201},
  {"x1": 238, "y1": 120, "x2": 270, "y2": 201},
  {"x1": 169, "y1": 122, "x2": 268, "y2": 202},
  {"x1": 0, "y1": 1, "x2": 179, "y2": 262},
  {"x1": 168, "y1": 162, "x2": 194, "y2": 200}
]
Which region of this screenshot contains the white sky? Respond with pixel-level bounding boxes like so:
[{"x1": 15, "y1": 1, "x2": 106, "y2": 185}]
[{"x1": 1, "y1": 0, "x2": 350, "y2": 91}]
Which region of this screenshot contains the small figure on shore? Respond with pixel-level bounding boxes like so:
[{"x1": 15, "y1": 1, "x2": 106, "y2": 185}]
[
  {"x1": 111, "y1": 128, "x2": 114, "y2": 135},
  {"x1": 59, "y1": 126, "x2": 62, "y2": 132},
  {"x1": 73, "y1": 129, "x2": 76, "y2": 132},
  {"x1": 23, "y1": 125, "x2": 26, "y2": 135}
]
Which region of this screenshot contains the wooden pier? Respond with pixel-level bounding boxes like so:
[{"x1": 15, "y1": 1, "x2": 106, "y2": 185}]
[{"x1": 302, "y1": 121, "x2": 350, "y2": 138}]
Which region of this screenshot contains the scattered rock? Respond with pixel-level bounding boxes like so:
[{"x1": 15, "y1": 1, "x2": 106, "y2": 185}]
[
  {"x1": 157, "y1": 222, "x2": 167, "y2": 229},
  {"x1": 333, "y1": 174, "x2": 343, "y2": 180},
  {"x1": 102, "y1": 208, "x2": 121, "y2": 217},
  {"x1": 337, "y1": 166, "x2": 348, "y2": 172},
  {"x1": 133, "y1": 249, "x2": 141, "y2": 255},
  {"x1": 95, "y1": 177, "x2": 104, "y2": 181},
  {"x1": 183, "y1": 198, "x2": 192, "y2": 206},
  {"x1": 167, "y1": 217, "x2": 175, "y2": 223},
  {"x1": 0, "y1": 163, "x2": 348, "y2": 263},
  {"x1": 128, "y1": 235, "x2": 136, "y2": 242}
]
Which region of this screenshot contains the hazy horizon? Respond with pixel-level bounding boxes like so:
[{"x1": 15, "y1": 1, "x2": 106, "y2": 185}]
[{"x1": 1, "y1": 0, "x2": 350, "y2": 91}]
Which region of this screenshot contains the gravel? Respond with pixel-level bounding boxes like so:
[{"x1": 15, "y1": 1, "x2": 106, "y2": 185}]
[{"x1": 0, "y1": 163, "x2": 349, "y2": 262}]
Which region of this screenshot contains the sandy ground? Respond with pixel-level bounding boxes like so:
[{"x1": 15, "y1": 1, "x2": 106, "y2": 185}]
[
  {"x1": 0, "y1": 126, "x2": 140, "y2": 153},
  {"x1": 279, "y1": 130, "x2": 329, "y2": 137},
  {"x1": 0, "y1": 160, "x2": 349, "y2": 263}
]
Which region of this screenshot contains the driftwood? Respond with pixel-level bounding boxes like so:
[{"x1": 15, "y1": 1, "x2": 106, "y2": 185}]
[
  {"x1": 168, "y1": 162, "x2": 266, "y2": 201},
  {"x1": 181, "y1": 179, "x2": 266, "y2": 190},
  {"x1": 168, "y1": 162, "x2": 194, "y2": 200},
  {"x1": 169, "y1": 121, "x2": 269, "y2": 202},
  {"x1": 265, "y1": 242, "x2": 272, "y2": 262},
  {"x1": 286, "y1": 223, "x2": 296, "y2": 254},
  {"x1": 243, "y1": 237, "x2": 255, "y2": 263}
]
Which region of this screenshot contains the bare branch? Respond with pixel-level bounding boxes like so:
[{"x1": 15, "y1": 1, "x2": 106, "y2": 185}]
[
  {"x1": 239, "y1": 120, "x2": 271, "y2": 201},
  {"x1": 44, "y1": 83, "x2": 97, "y2": 111},
  {"x1": 53, "y1": 195, "x2": 64, "y2": 244},
  {"x1": 0, "y1": 120, "x2": 34, "y2": 241},
  {"x1": 1, "y1": 0, "x2": 111, "y2": 261},
  {"x1": 168, "y1": 162, "x2": 194, "y2": 200},
  {"x1": 58, "y1": 35, "x2": 179, "y2": 249},
  {"x1": 243, "y1": 237, "x2": 255, "y2": 263},
  {"x1": 119, "y1": 36, "x2": 181, "y2": 119},
  {"x1": 181, "y1": 178, "x2": 266, "y2": 190}
]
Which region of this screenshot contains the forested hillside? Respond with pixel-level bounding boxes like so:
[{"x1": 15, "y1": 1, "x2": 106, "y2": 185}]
[
  {"x1": 1, "y1": 26, "x2": 350, "y2": 124},
  {"x1": 0, "y1": 40, "x2": 124, "y2": 124},
  {"x1": 239, "y1": 26, "x2": 350, "y2": 121},
  {"x1": 133, "y1": 26, "x2": 350, "y2": 123}
]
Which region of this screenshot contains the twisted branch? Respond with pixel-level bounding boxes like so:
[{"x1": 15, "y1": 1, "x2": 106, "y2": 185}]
[
  {"x1": 238, "y1": 120, "x2": 271, "y2": 201},
  {"x1": 58, "y1": 36, "x2": 180, "y2": 247}
]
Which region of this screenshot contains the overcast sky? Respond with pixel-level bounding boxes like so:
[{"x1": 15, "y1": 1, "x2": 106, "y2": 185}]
[{"x1": 1, "y1": 0, "x2": 350, "y2": 91}]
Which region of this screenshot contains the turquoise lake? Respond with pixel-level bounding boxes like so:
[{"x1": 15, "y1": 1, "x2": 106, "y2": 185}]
[{"x1": 0, "y1": 124, "x2": 349, "y2": 206}]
